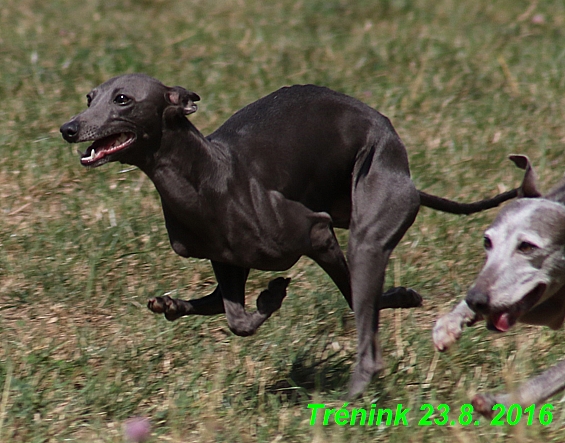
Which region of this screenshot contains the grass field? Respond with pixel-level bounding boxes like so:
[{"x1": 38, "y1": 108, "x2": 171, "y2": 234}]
[{"x1": 1, "y1": 0, "x2": 565, "y2": 441}]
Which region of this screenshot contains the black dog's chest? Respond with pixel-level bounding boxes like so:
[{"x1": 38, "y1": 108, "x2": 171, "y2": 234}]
[
  {"x1": 164, "y1": 214, "x2": 305, "y2": 271},
  {"x1": 160, "y1": 179, "x2": 312, "y2": 271}
]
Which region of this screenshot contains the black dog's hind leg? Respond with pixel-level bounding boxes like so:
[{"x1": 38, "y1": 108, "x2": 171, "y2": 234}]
[
  {"x1": 308, "y1": 221, "x2": 353, "y2": 308},
  {"x1": 346, "y1": 137, "x2": 420, "y2": 399},
  {"x1": 308, "y1": 221, "x2": 422, "y2": 311}
]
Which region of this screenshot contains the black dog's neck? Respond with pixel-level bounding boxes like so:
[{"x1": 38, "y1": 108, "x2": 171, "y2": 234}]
[{"x1": 138, "y1": 116, "x2": 233, "y2": 209}]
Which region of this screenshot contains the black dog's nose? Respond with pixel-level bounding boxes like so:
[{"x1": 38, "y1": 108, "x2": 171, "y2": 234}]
[
  {"x1": 60, "y1": 120, "x2": 80, "y2": 143},
  {"x1": 466, "y1": 286, "x2": 490, "y2": 314}
]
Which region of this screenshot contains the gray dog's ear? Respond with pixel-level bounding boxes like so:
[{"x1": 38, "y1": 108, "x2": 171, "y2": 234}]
[
  {"x1": 509, "y1": 154, "x2": 542, "y2": 198},
  {"x1": 165, "y1": 86, "x2": 200, "y2": 115}
]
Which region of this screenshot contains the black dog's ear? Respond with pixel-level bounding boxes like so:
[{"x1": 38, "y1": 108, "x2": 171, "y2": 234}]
[{"x1": 165, "y1": 86, "x2": 200, "y2": 115}]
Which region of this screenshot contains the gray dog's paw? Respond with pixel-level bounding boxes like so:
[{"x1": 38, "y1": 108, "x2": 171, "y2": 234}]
[
  {"x1": 471, "y1": 393, "x2": 505, "y2": 418},
  {"x1": 147, "y1": 295, "x2": 183, "y2": 321},
  {"x1": 256, "y1": 277, "x2": 290, "y2": 316},
  {"x1": 432, "y1": 312, "x2": 463, "y2": 351}
]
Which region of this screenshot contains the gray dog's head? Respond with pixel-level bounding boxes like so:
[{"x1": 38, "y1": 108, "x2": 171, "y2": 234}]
[
  {"x1": 60, "y1": 73, "x2": 200, "y2": 168},
  {"x1": 466, "y1": 157, "x2": 565, "y2": 332}
]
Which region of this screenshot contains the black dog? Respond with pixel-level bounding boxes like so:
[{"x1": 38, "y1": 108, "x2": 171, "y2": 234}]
[{"x1": 61, "y1": 74, "x2": 519, "y2": 398}]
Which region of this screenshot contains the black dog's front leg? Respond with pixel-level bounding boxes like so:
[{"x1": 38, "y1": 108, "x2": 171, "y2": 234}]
[
  {"x1": 148, "y1": 203, "x2": 232, "y2": 320},
  {"x1": 147, "y1": 285, "x2": 225, "y2": 320},
  {"x1": 213, "y1": 261, "x2": 290, "y2": 337}
]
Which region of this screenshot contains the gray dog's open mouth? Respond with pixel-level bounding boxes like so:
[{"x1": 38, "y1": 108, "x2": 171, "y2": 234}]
[
  {"x1": 80, "y1": 132, "x2": 136, "y2": 167},
  {"x1": 487, "y1": 283, "x2": 546, "y2": 332}
]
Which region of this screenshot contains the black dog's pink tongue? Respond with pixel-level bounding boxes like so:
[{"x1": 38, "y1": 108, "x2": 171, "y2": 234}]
[{"x1": 491, "y1": 312, "x2": 511, "y2": 332}]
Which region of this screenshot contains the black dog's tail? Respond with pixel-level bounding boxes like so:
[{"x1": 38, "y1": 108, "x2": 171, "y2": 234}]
[{"x1": 418, "y1": 188, "x2": 519, "y2": 215}]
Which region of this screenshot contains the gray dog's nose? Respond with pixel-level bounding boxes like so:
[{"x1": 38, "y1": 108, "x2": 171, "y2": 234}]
[
  {"x1": 466, "y1": 286, "x2": 490, "y2": 314},
  {"x1": 60, "y1": 120, "x2": 80, "y2": 143}
]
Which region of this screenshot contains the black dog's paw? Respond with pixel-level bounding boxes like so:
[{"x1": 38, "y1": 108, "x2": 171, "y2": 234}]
[
  {"x1": 381, "y1": 287, "x2": 423, "y2": 309},
  {"x1": 147, "y1": 295, "x2": 183, "y2": 321},
  {"x1": 256, "y1": 277, "x2": 291, "y2": 316},
  {"x1": 401, "y1": 288, "x2": 423, "y2": 308}
]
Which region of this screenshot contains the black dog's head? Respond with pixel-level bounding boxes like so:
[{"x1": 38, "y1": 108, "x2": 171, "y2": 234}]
[{"x1": 60, "y1": 74, "x2": 200, "y2": 168}]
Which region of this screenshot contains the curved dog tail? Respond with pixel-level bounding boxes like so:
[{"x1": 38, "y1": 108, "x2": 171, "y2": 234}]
[
  {"x1": 418, "y1": 154, "x2": 536, "y2": 215},
  {"x1": 418, "y1": 188, "x2": 519, "y2": 215}
]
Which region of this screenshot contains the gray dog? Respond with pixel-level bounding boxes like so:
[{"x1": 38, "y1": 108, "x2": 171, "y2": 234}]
[
  {"x1": 434, "y1": 155, "x2": 565, "y2": 416},
  {"x1": 61, "y1": 74, "x2": 519, "y2": 398}
]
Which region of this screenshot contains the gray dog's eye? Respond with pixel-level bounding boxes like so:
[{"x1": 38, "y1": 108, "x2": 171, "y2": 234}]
[
  {"x1": 483, "y1": 236, "x2": 492, "y2": 250},
  {"x1": 517, "y1": 241, "x2": 537, "y2": 254},
  {"x1": 114, "y1": 94, "x2": 131, "y2": 105}
]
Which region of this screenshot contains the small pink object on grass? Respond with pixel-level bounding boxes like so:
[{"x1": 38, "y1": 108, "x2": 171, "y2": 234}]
[
  {"x1": 123, "y1": 417, "x2": 151, "y2": 442},
  {"x1": 531, "y1": 14, "x2": 545, "y2": 25}
]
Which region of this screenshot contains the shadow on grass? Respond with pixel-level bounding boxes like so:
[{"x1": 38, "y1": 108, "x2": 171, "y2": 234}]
[
  {"x1": 265, "y1": 350, "x2": 353, "y2": 404},
  {"x1": 264, "y1": 339, "x2": 400, "y2": 409}
]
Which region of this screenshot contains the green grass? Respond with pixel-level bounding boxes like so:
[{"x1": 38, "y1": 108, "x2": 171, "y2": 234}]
[{"x1": 1, "y1": 0, "x2": 565, "y2": 441}]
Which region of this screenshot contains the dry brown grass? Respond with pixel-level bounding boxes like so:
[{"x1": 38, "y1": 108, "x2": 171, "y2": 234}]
[{"x1": 2, "y1": 0, "x2": 565, "y2": 441}]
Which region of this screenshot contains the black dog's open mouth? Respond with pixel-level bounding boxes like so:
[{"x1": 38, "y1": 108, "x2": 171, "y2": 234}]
[
  {"x1": 80, "y1": 132, "x2": 136, "y2": 167},
  {"x1": 487, "y1": 283, "x2": 546, "y2": 332}
]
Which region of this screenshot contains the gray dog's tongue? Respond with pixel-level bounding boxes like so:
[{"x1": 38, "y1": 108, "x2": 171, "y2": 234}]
[{"x1": 492, "y1": 312, "x2": 511, "y2": 332}]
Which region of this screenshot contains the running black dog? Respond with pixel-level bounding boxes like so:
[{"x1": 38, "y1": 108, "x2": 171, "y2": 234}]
[{"x1": 61, "y1": 74, "x2": 520, "y2": 398}]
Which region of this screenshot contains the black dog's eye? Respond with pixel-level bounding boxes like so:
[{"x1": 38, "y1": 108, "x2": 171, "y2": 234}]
[
  {"x1": 483, "y1": 236, "x2": 492, "y2": 251},
  {"x1": 114, "y1": 94, "x2": 131, "y2": 105},
  {"x1": 518, "y1": 241, "x2": 537, "y2": 254}
]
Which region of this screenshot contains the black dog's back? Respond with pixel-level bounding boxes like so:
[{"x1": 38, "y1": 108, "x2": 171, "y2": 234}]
[{"x1": 208, "y1": 85, "x2": 400, "y2": 227}]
